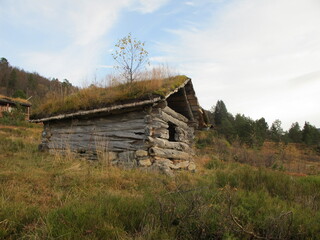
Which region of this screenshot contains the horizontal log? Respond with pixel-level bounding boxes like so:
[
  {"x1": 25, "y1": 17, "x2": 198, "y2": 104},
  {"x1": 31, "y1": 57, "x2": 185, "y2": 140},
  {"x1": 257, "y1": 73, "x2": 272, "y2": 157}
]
[
  {"x1": 162, "y1": 106, "x2": 188, "y2": 122},
  {"x1": 49, "y1": 113, "x2": 145, "y2": 126},
  {"x1": 49, "y1": 126, "x2": 146, "y2": 135},
  {"x1": 147, "y1": 137, "x2": 192, "y2": 152},
  {"x1": 152, "y1": 117, "x2": 168, "y2": 125},
  {"x1": 48, "y1": 140, "x2": 147, "y2": 152},
  {"x1": 49, "y1": 119, "x2": 146, "y2": 133},
  {"x1": 50, "y1": 130, "x2": 146, "y2": 140},
  {"x1": 148, "y1": 121, "x2": 169, "y2": 129},
  {"x1": 156, "y1": 111, "x2": 189, "y2": 129},
  {"x1": 149, "y1": 147, "x2": 191, "y2": 160}
]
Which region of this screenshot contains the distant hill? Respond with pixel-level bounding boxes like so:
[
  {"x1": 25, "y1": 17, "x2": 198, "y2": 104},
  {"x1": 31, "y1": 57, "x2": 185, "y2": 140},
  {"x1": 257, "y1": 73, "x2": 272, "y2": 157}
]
[{"x1": 0, "y1": 57, "x2": 77, "y2": 108}]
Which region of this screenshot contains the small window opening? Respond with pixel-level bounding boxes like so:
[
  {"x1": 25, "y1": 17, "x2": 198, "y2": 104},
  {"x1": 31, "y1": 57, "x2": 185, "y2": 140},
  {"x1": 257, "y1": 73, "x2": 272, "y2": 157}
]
[{"x1": 168, "y1": 122, "x2": 177, "y2": 142}]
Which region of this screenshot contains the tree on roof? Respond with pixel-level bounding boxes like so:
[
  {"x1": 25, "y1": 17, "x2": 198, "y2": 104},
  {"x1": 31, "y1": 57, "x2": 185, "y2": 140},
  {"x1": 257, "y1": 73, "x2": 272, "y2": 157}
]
[{"x1": 112, "y1": 33, "x2": 149, "y2": 83}]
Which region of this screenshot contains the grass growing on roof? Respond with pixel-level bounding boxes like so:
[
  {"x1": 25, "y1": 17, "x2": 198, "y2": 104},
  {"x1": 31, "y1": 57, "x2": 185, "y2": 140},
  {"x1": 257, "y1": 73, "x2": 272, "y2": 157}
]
[
  {"x1": 31, "y1": 75, "x2": 189, "y2": 119},
  {"x1": 0, "y1": 94, "x2": 31, "y2": 106}
]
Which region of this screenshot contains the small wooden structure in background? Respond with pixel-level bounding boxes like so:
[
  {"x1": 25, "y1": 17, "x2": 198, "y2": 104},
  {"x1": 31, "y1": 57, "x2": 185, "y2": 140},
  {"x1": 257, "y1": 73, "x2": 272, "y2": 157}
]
[
  {"x1": 31, "y1": 78, "x2": 207, "y2": 174},
  {"x1": 0, "y1": 95, "x2": 32, "y2": 120}
]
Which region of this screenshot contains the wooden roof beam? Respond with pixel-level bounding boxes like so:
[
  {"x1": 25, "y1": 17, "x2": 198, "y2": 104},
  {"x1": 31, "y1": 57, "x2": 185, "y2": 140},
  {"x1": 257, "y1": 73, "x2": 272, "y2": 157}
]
[{"x1": 182, "y1": 86, "x2": 195, "y2": 122}]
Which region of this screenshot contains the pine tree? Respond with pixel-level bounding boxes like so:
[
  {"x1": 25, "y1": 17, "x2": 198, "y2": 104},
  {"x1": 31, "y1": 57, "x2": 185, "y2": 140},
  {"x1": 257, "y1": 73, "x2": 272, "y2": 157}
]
[
  {"x1": 269, "y1": 119, "x2": 283, "y2": 142},
  {"x1": 302, "y1": 122, "x2": 320, "y2": 145},
  {"x1": 288, "y1": 122, "x2": 302, "y2": 143},
  {"x1": 213, "y1": 100, "x2": 229, "y2": 126}
]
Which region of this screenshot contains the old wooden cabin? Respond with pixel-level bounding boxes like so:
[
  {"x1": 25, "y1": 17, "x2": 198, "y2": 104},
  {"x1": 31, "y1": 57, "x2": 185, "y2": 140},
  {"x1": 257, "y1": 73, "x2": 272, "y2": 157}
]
[
  {"x1": 31, "y1": 76, "x2": 207, "y2": 173},
  {"x1": 0, "y1": 95, "x2": 32, "y2": 120}
]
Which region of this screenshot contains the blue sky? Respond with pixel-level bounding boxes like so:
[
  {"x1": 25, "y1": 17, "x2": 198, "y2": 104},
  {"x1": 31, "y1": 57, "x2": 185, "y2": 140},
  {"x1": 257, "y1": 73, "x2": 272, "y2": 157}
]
[{"x1": 1, "y1": 0, "x2": 320, "y2": 129}]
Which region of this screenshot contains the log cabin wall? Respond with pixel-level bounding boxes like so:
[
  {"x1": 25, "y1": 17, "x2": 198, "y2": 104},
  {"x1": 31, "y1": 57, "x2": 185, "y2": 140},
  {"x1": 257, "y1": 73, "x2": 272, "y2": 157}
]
[
  {"x1": 40, "y1": 101, "x2": 196, "y2": 172},
  {"x1": 146, "y1": 102, "x2": 196, "y2": 172},
  {"x1": 41, "y1": 110, "x2": 149, "y2": 167}
]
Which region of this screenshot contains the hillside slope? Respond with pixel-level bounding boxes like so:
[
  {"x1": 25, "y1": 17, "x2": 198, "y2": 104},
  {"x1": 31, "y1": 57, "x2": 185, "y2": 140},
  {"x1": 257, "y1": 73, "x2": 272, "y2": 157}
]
[{"x1": 0, "y1": 57, "x2": 77, "y2": 108}]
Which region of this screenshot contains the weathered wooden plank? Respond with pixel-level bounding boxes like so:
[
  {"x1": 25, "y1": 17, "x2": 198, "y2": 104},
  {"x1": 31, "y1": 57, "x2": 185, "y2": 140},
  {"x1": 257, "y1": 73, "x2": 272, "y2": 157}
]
[
  {"x1": 31, "y1": 98, "x2": 160, "y2": 123},
  {"x1": 147, "y1": 137, "x2": 192, "y2": 152},
  {"x1": 48, "y1": 140, "x2": 147, "y2": 152},
  {"x1": 182, "y1": 87, "x2": 195, "y2": 121},
  {"x1": 50, "y1": 117, "x2": 144, "y2": 129},
  {"x1": 50, "y1": 126, "x2": 146, "y2": 135},
  {"x1": 162, "y1": 106, "x2": 188, "y2": 122},
  {"x1": 149, "y1": 147, "x2": 191, "y2": 160},
  {"x1": 152, "y1": 117, "x2": 168, "y2": 125},
  {"x1": 164, "y1": 78, "x2": 190, "y2": 99},
  {"x1": 155, "y1": 111, "x2": 189, "y2": 129},
  {"x1": 50, "y1": 130, "x2": 146, "y2": 140},
  {"x1": 50, "y1": 119, "x2": 146, "y2": 131}
]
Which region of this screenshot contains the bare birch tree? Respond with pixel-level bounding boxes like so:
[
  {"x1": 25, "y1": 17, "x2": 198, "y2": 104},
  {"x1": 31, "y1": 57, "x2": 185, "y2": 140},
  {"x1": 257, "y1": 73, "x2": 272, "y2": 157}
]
[{"x1": 112, "y1": 33, "x2": 149, "y2": 82}]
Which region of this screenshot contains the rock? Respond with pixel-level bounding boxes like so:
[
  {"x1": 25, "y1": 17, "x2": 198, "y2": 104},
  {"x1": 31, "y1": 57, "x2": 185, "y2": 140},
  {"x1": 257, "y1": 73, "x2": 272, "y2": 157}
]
[
  {"x1": 154, "y1": 157, "x2": 173, "y2": 166},
  {"x1": 188, "y1": 162, "x2": 196, "y2": 171},
  {"x1": 139, "y1": 159, "x2": 152, "y2": 166},
  {"x1": 136, "y1": 150, "x2": 148, "y2": 158},
  {"x1": 118, "y1": 151, "x2": 135, "y2": 162},
  {"x1": 162, "y1": 166, "x2": 174, "y2": 177},
  {"x1": 153, "y1": 162, "x2": 174, "y2": 177},
  {"x1": 174, "y1": 161, "x2": 189, "y2": 169},
  {"x1": 169, "y1": 164, "x2": 180, "y2": 170}
]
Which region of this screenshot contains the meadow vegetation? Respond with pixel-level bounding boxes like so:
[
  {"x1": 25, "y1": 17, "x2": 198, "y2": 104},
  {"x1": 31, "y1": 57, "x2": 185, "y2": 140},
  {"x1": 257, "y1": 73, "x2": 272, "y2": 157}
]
[
  {"x1": 0, "y1": 125, "x2": 320, "y2": 239},
  {"x1": 0, "y1": 107, "x2": 34, "y2": 128}
]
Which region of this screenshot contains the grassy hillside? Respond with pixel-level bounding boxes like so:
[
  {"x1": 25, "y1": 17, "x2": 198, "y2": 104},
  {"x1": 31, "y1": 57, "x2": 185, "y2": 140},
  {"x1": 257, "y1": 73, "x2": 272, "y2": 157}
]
[
  {"x1": 0, "y1": 125, "x2": 320, "y2": 239},
  {"x1": 0, "y1": 58, "x2": 78, "y2": 109}
]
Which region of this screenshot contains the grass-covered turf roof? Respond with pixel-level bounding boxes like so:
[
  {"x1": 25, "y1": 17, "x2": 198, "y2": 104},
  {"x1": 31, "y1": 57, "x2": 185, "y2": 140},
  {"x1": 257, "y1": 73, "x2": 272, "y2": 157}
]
[
  {"x1": 0, "y1": 95, "x2": 31, "y2": 107},
  {"x1": 31, "y1": 75, "x2": 189, "y2": 119}
]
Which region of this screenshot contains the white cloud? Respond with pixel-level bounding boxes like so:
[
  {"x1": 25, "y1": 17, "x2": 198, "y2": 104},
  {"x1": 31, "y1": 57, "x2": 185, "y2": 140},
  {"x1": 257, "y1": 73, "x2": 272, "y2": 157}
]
[
  {"x1": 0, "y1": 0, "x2": 168, "y2": 85},
  {"x1": 184, "y1": 1, "x2": 195, "y2": 6},
  {"x1": 97, "y1": 65, "x2": 114, "y2": 69},
  {"x1": 0, "y1": 0, "x2": 134, "y2": 84},
  {"x1": 159, "y1": 0, "x2": 320, "y2": 128},
  {"x1": 134, "y1": 0, "x2": 170, "y2": 13}
]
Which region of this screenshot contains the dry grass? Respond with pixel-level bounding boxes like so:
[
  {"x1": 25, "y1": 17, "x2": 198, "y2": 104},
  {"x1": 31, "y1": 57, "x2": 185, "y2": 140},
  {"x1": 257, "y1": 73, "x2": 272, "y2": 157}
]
[
  {"x1": 0, "y1": 94, "x2": 31, "y2": 106},
  {"x1": 31, "y1": 75, "x2": 188, "y2": 119},
  {"x1": 195, "y1": 130, "x2": 320, "y2": 175},
  {"x1": 260, "y1": 142, "x2": 320, "y2": 175},
  {"x1": 1, "y1": 126, "x2": 320, "y2": 239}
]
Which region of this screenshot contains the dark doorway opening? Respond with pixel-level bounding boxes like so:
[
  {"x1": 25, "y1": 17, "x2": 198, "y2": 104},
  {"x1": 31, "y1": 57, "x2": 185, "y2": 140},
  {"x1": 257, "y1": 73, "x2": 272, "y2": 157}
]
[{"x1": 168, "y1": 122, "x2": 177, "y2": 142}]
